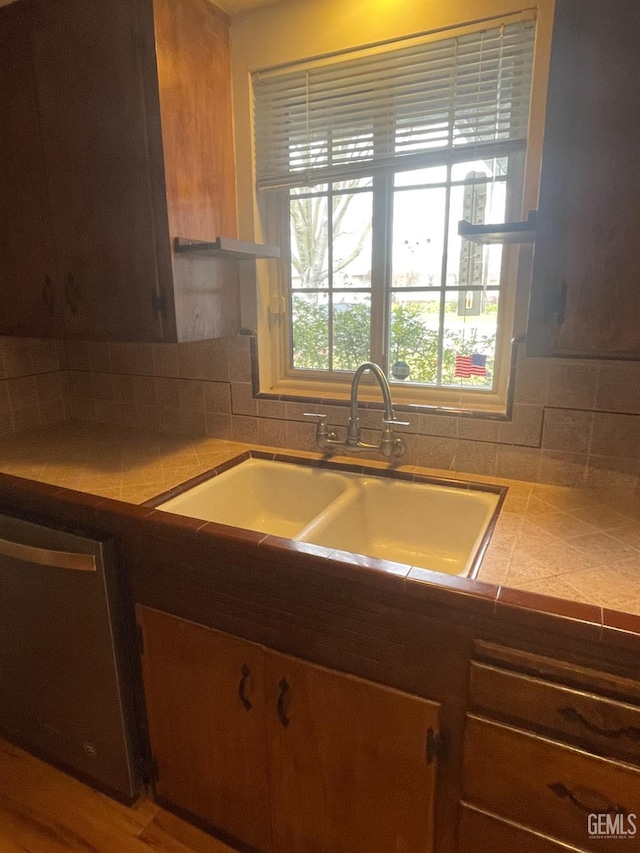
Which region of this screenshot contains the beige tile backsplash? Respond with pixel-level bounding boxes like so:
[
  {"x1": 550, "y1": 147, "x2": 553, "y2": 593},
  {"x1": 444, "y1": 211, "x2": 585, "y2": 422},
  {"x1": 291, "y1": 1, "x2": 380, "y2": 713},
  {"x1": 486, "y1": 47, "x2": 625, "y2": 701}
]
[
  {"x1": 2, "y1": 334, "x2": 640, "y2": 496},
  {"x1": 0, "y1": 338, "x2": 68, "y2": 435}
]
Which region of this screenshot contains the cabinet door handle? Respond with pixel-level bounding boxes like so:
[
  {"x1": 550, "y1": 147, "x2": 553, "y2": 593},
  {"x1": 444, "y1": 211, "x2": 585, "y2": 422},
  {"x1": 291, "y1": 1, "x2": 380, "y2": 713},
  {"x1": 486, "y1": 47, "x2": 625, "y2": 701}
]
[
  {"x1": 64, "y1": 273, "x2": 81, "y2": 315},
  {"x1": 42, "y1": 275, "x2": 56, "y2": 315},
  {"x1": 558, "y1": 706, "x2": 640, "y2": 741},
  {"x1": 548, "y1": 782, "x2": 630, "y2": 817},
  {"x1": 277, "y1": 677, "x2": 290, "y2": 728},
  {"x1": 0, "y1": 534, "x2": 96, "y2": 571},
  {"x1": 238, "y1": 663, "x2": 253, "y2": 712}
]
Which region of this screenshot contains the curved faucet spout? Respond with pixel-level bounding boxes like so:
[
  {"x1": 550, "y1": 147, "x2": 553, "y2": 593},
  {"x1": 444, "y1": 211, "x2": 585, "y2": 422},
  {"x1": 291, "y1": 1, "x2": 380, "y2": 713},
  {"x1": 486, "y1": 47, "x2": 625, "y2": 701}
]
[
  {"x1": 348, "y1": 362, "x2": 394, "y2": 443},
  {"x1": 304, "y1": 361, "x2": 409, "y2": 458}
]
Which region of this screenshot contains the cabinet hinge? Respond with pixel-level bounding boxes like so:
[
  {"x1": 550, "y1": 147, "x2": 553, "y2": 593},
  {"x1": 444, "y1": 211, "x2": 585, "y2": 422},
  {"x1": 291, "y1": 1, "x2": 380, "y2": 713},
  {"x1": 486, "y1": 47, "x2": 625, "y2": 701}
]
[
  {"x1": 136, "y1": 623, "x2": 144, "y2": 656},
  {"x1": 152, "y1": 291, "x2": 167, "y2": 317},
  {"x1": 544, "y1": 280, "x2": 568, "y2": 326},
  {"x1": 425, "y1": 728, "x2": 445, "y2": 764}
]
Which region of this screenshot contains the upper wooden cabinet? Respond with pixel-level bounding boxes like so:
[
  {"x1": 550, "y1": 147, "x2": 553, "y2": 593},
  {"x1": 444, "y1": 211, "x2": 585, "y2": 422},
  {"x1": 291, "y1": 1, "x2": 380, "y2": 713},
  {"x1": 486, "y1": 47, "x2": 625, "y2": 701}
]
[
  {"x1": 0, "y1": 0, "x2": 240, "y2": 342},
  {"x1": 527, "y1": 0, "x2": 640, "y2": 359},
  {"x1": 0, "y1": 7, "x2": 58, "y2": 337}
]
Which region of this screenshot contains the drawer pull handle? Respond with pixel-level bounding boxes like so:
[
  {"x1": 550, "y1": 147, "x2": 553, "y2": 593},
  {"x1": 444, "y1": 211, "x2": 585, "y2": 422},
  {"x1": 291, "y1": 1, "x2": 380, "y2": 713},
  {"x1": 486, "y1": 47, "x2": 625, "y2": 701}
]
[
  {"x1": 558, "y1": 706, "x2": 640, "y2": 741},
  {"x1": 277, "y1": 678, "x2": 290, "y2": 728},
  {"x1": 238, "y1": 664, "x2": 252, "y2": 712},
  {"x1": 549, "y1": 782, "x2": 630, "y2": 817}
]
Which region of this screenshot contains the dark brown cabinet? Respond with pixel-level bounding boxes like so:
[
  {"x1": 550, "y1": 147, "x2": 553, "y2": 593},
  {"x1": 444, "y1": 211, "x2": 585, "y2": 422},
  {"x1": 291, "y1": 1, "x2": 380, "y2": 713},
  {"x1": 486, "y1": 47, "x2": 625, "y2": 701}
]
[
  {"x1": 527, "y1": 0, "x2": 640, "y2": 359},
  {"x1": 137, "y1": 605, "x2": 441, "y2": 853},
  {"x1": 0, "y1": 0, "x2": 240, "y2": 342},
  {"x1": 0, "y1": 7, "x2": 58, "y2": 337}
]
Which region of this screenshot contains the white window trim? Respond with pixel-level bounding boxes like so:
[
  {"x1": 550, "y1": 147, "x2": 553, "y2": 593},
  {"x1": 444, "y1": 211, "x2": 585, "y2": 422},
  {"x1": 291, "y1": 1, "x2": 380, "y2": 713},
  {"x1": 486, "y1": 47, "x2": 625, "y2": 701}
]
[{"x1": 239, "y1": 8, "x2": 553, "y2": 416}]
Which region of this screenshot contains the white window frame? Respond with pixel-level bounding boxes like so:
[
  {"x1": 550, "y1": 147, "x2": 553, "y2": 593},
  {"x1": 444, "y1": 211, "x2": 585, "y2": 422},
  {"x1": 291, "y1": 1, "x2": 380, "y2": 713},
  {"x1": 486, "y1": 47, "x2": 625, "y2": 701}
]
[{"x1": 245, "y1": 10, "x2": 552, "y2": 414}]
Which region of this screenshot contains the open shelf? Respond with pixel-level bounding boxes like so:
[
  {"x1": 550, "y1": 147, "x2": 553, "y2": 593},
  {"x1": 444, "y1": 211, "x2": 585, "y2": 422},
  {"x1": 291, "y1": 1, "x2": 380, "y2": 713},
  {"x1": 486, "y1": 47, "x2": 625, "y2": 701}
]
[
  {"x1": 458, "y1": 211, "x2": 537, "y2": 245},
  {"x1": 174, "y1": 236, "x2": 281, "y2": 260}
]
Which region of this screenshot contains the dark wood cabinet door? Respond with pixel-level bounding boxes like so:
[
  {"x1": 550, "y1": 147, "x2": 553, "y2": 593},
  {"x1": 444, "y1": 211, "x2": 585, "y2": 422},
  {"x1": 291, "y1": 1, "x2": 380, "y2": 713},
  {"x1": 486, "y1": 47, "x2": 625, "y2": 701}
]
[
  {"x1": 29, "y1": 0, "x2": 163, "y2": 342},
  {"x1": 136, "y1": 606, "x2": 272, "y2": 852},
  {"x1": 0, "y1": 5, "x2": 59, "y2": 337},
  {"x1": 265, "y1": 650, "x2": 440, "y2": 853},
  {"x1": 527, "y1": 0, "x2": 640, "y2": 358}
]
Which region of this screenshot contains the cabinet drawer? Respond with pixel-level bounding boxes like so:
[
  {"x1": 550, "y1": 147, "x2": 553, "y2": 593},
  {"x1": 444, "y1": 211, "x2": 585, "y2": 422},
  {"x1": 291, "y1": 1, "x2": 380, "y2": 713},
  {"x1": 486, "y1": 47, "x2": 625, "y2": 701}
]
[
  {"x1": 463, "y1": 715, "x2": 640, "y2": 852},
  {"x1": 469, "y1": 661, "x2": 640, "y2": 764},
  {"x1": 458, "y1": 803, "x2": 588, "y2": 853}
]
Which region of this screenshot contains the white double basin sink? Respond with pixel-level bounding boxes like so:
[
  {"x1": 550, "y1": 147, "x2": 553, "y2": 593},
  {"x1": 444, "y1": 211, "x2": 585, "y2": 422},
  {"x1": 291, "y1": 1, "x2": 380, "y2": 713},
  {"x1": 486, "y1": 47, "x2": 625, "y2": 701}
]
[{"x1": 156, "y1": 458, "x2": 502, "y2": 577}]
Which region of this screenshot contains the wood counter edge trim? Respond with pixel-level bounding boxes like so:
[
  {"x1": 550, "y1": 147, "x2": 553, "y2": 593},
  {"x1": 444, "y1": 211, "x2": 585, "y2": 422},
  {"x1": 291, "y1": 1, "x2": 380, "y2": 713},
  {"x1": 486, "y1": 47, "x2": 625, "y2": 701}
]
[{"x1": 495, "y1": 583, "x2": 603, "y2": 641}]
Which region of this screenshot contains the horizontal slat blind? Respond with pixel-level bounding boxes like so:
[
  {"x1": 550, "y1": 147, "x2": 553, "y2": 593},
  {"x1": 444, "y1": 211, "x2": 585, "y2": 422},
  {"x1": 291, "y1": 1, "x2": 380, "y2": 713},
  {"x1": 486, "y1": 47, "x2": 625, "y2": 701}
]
[{"x1": 254, "y1": 19, "x2": 535, "y2": 190}]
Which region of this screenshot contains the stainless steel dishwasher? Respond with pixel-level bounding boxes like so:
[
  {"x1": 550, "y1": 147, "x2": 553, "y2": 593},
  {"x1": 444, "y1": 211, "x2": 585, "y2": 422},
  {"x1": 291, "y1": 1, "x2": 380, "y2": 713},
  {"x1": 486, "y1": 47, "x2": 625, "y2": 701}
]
[{"x1": 0, "y1": 513, "x2": 141, "y2": 801}]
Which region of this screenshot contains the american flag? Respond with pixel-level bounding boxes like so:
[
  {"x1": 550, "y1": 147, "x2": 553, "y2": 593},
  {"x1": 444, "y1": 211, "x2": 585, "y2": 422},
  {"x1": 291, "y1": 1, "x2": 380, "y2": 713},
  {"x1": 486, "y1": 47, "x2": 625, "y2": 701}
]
[{"x1": 454, "y1": 353, "x2": 487, "y2": 377}]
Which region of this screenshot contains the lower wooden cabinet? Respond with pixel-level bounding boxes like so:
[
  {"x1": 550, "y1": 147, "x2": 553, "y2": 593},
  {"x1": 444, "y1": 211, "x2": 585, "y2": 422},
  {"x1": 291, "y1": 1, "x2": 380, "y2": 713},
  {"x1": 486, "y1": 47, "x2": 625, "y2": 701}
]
[
  {"x1": 463, "y1": 715, "x2": 640, "y2": 852},
  {"x1": 136, "y1": 605, "x2": 271, "y2": 851},
  {"x1": 136, "y1": 605, "x2": 441, "y2": 853},
  {"x1": 461, "y1": 642, "x2": 640, "y2": 853}
]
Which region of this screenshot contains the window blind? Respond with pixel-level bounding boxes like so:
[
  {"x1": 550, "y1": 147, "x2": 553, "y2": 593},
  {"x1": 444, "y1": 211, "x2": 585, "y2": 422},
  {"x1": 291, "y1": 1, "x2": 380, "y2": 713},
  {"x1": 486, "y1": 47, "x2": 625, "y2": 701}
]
[{"x1": 253, "y1": 18, "x2": 536, "y2": 190}]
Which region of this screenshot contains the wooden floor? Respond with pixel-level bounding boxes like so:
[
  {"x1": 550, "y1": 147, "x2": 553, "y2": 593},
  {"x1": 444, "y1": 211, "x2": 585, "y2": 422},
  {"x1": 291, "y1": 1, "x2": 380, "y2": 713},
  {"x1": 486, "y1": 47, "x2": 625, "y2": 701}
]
[{"x1": 0, "y1": 738, "x2": 238, "y2": 852}]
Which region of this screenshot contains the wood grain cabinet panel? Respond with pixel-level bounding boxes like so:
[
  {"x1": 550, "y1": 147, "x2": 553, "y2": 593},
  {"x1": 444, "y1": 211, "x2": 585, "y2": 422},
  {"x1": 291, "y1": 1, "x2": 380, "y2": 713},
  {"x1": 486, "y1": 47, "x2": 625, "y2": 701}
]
[
  {"x1": 265, "y1": 650, "x2": 439, "y2": 853},
  {"x1": 0, "y1": 0, "x2": 239, "y2": 342},
  {"x1": 29, "y1": 0, "x2": 163, "y2": 342},
  {"x1": 458, "y1": 803, "x2": 589, "y2": 853},
  {"x1": 528, "y1": 0, "x2": 640, "y2": 358},
  {"x1": 461, "y1": 645, "x2": 640, "y2": 852},
  {"x1": 136, "y1": 606, "x2": 272, "y2": 853},
  {"x1": 463, "y1": 715, "x2": 640, "y2": 852},
  {"x1": 137, "y1": 606, "x2": 441, "y2": 853},
  {"x1": 469, "y1": 662, "x2": 640, "y2": 764}
]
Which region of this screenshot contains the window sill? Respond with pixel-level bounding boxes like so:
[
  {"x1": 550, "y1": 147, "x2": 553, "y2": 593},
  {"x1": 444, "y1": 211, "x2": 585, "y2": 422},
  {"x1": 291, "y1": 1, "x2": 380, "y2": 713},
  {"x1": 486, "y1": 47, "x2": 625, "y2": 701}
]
[
  {"x1": 258, "y1": 376, "x2": 511, "y2": 421},
  {"x1": 244, "y1": 332, "x2": 521, "y2": 422}
]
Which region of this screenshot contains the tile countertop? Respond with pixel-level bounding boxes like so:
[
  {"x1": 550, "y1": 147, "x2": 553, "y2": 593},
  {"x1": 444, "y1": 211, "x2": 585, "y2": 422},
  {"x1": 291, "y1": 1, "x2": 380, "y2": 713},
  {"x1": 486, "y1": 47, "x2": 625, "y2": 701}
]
[{"x1": 1, "y1": 421, "x2": 640, "y2": 619}]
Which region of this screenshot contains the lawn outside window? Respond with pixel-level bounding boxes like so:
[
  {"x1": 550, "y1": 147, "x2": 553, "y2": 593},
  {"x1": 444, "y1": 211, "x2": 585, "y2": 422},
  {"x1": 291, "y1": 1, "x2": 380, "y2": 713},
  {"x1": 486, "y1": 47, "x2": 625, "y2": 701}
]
[{"x1": 252, "y1": 13, "x2": 539, "y2": 413}]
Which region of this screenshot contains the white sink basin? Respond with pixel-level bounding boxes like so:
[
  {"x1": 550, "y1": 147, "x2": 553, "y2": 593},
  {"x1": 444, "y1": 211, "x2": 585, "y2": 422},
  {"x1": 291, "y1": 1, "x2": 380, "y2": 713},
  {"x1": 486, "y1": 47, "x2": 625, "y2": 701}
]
[
  {"x1": 157, "y1": 458, "x2": 351, "y2": 538},
  {"x1": 156, "y1": 457, "x2": 501, "y2": 576},
  {"x1": 297, "y1": 476, "x2": 499, "y2": 575}
]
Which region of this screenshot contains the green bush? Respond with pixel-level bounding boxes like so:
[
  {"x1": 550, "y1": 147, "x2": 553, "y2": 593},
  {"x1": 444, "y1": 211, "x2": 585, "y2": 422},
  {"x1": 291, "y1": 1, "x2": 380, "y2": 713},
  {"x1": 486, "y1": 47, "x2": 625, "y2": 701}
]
[{"x1": 291, "y1": 296, "x2": 495, "y2": 386}]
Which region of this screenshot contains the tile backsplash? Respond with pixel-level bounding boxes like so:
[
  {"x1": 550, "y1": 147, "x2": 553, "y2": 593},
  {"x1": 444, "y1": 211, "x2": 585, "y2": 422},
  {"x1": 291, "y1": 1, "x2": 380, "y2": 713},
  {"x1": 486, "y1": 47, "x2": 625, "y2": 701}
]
[
  {"x1": 2, "y1": 334, "x2": 640, "y2": 497},
  {"x1": 0, "y1": 338, "x2": 68, "y2": 435}
]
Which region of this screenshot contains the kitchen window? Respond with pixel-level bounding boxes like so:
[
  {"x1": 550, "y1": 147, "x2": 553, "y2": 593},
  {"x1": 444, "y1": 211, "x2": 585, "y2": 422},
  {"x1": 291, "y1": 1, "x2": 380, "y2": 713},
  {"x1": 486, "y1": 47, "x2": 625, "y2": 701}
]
[{"x1": 252, "y1": 15, "x2": 537, "y2": 410}]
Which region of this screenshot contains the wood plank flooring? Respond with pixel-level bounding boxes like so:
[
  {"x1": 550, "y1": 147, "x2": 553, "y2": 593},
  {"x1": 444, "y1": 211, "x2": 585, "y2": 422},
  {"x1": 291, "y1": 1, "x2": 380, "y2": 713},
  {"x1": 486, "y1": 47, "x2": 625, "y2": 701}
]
[{"x1": 0, "y1": 738, "x2": 238, "y2": 852}]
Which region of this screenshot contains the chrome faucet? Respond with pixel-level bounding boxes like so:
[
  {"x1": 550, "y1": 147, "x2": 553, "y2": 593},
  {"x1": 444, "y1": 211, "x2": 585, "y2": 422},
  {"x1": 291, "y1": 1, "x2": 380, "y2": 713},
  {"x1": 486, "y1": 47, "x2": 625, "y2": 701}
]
[{"x1": 304, "y1": 362, "x2": 409, "y2": 458}]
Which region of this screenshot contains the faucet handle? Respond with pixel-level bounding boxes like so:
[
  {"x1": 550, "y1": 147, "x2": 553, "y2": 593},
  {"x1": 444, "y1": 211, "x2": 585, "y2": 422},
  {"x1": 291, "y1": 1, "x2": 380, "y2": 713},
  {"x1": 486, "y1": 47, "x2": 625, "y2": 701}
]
[
  {"x1": 382, "y1": 417, "x2": 410, "y2": 428},
  {"x1": 304, "y1": 412, "x2": 329, "y2": 436}
]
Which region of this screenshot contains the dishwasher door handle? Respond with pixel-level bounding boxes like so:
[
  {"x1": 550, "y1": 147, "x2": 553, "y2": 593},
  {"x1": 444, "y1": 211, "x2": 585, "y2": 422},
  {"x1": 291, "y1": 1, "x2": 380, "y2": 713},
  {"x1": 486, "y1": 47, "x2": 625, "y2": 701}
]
[{"x1": 0, "y1": 535, "x2": 96, "y2": 572}]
